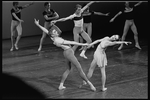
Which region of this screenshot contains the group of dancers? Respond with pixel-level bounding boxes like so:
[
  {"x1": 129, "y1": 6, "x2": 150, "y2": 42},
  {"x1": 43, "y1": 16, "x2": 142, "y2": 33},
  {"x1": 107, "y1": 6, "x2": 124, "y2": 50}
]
[{"x1": 10, "y1": 1, "x2": 142, "y2": 92}]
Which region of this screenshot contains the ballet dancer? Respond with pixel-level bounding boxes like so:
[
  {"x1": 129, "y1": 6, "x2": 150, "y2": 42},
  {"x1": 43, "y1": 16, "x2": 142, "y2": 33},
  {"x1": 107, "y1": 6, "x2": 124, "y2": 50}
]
[
  {"x1": 10, "y1": 1, "x2": 34, "y2": 51},
  {"x1": 38, "y1": 2, "x2": 61, "y2": 51},
  {"x1": 79, "y1": 3, "x2": 109, "y2": 50},
  {"x1": 110, "y1": 1, "x2": 142, "y2": 50},
  {"x1": 82, "y1": 35, "x2": 131, "y2": 91},
  {"x1": 34, "y1": 19, "x2": 96, "y2": 91},
  {"x1": 51, "y1": 1, "x2": 96, "y2": 59}
]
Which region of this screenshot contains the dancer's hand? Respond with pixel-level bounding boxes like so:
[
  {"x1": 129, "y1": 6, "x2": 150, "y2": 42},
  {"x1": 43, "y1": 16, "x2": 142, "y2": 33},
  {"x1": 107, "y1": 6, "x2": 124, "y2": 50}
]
[
  {"x1": 87, "y1": 44, "x2": 92, "y2": 48},
  {"x1": 20, "y1": 20, "x2": 24, "y2": 23},
  {"x1": 105, "y1": 13, "x2": 109, "y2": 16},
  {"x1": 124, "y1": 41, "x2": 132, "y2": 45},
  {"x1": 34, "y1": 18, "x2": 39, "y2": 25}
]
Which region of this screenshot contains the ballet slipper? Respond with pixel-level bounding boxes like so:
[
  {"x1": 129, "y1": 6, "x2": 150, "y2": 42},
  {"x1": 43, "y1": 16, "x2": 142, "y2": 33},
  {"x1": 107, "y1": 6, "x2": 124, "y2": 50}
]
[
  {"x1": 80, "y1": 53, "x2": 88, "y2": 59},
  {"x1": 38, "y1": 47, "x2": 42, "y2": 51},
  {"x1": 14, "y1": 44, "x2": 18, "y2": 50},
  {"x1": 58, "y1": 85, "x2": 66, "y2": 90},
  {"x1": 10, "y1": 47, "x2": 14, "y2": 51},
  {"x1": 135, "y1": 44, "x2": 141, "y2": 49},
  {"x1": 88, "y1": 81, "x2": 96, "y2": 91},
  {"x1": 102, "y1": 87, "x2": 107, "y2": 92}
]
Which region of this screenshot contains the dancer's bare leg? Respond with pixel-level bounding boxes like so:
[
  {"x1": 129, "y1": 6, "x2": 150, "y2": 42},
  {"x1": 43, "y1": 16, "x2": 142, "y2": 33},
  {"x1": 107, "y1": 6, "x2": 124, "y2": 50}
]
[
  {"x1": 87, "y1": 23, "x2": 94, "y2": 48},
  {"x1": 58, "y1": 60, "x2": 71, "y2": 90},
  {"x1": 118, "y1": 21, "x2": 130, "y2": 50},
  {"x1": 68, "y1": 50, "x2": 96, "y2": 91},
  {"x1": 100, "y1": 66, "x2": 107, "y2": 91},
  {"x1": 131, "y1": 22, "x2": 141, "y2": 49},
  {"x1": 80, "y1": 30, "x2": 92, "y2": 59},
  {"x1": 83, "y1": 59, "x2": 97, "y2": 85},
  {"x1": 38, "y1": 32, "x2": 47, "y2": 51},
  {"x1": 15, "y1": 22, "x2": 22, "y2": 50},
  {"x1": 10, "y1": 23, "x2": 16, "y2": 51},
  {"x1": 72, "y1": 29, "x2": 80, "y2": 52}
]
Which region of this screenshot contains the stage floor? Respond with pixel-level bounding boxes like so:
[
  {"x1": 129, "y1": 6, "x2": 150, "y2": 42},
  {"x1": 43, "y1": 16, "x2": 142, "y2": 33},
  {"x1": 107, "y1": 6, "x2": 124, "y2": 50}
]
[{"x1": 2, "y1": 35, "x2": 148, "y2": 99}]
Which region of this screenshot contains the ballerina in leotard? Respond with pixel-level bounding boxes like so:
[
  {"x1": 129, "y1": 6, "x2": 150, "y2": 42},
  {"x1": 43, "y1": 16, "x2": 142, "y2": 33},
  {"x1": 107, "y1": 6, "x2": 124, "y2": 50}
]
[{"x1": 34, "y1": 19, "x2": 96, "y2": 91}]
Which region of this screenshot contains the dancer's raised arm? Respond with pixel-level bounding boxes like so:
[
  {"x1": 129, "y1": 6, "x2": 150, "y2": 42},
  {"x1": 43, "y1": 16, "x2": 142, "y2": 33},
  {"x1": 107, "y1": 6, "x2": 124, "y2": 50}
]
[
  {"x1": 81, "y1": 1, "x2": 95, "y2": 13},
  {"x1": 134, "y1": 1, "x2": 142, "y2": 7},
  {"x1": 22, "y1": 2, "x2": 34, "y2": 9},
  {"x1": 34, "y1": 19, "x2": 49, "y2": 34}
]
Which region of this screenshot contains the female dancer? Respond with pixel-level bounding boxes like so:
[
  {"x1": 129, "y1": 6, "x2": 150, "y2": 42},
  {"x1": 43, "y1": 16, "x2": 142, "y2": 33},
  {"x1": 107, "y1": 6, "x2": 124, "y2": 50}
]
[
  {"x1": 34, "y1": 19, "x2": 96, "y2": 91},
  {"x1": 110, "y1": 1, "x2": 142, "y2": 50},
  {"x1": 38, "y1": 2, "x2": 61, "y2": 51},
  {"x1": 51, "y1": 1, "x2": 96, "y2": 59},
  {"x1": 10, "y1": 1, "x2": 34, "y2": 51},
  {"x1": 79, "y1": 4, "x2": 109, "y2": 50},
  {"x1": 82, "y1": 35, "x2": 131, "y2": 91}
]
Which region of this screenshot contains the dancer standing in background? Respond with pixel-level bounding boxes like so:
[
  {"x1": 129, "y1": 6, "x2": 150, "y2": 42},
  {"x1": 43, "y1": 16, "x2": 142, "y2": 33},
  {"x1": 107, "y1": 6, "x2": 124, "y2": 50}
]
[
  {"x1": 51, "y1": 1, "x2": 96, "y2": 59},
  {"x1": 10, "y1": 1, "x2": 34, "y2": 51},
  {"x1": 82, "y1": 35, "x2": 131, "y2": 91},
  {"x1": 79, "y1": 3, "x2": 109, "y2": 50},
  {"x1": 34, "y1": 19, "x2": 96, "y2": 91},
  {"x1": 38, "y1": 2, "x2": 61, "y2": 51},
  {"x1": 110, "y1": 1, "x2": 142, "y2": 50}
]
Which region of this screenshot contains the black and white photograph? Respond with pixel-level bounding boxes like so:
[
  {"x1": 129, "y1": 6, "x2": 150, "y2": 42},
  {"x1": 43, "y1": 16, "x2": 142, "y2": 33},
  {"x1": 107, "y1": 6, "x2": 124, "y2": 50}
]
[{"x1": 2, "y1": 1, "x2": 148, "y2": 99}]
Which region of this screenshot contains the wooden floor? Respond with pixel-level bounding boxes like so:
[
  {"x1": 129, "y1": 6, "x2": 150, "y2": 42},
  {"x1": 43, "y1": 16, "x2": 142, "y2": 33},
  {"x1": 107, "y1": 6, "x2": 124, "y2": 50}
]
[{"x1": 2, "y1": 35, "x2": 148, "y2": 99}]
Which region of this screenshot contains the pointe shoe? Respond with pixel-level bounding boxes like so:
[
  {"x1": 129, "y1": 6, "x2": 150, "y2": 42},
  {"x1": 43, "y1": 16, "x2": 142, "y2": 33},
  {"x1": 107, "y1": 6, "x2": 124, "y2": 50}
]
[
  {"x1": 80, "y1": 53, "x2": 88, "y2": 59},
  {"x1": 38, "y1": 47, "x2": 41, "y2": 52},
  {"x1": 58, "y1": 86, "x2": 66, "y2": 90},
  {"x1": 102, "y1": 87, "x2": 107, "y2": 92},
  {"x1": 14, "y1": 44, "x2": 18, "y2": 50},
  {"x1": 88, "y1": 81, "x2": 96, "y2": 91},
  {"x1": 135, "y1": 44, "x2": 141, "y2": 50},
  {"x1": 10, "y1": 47, "x2": 14, "y2": 51},
  {"x1": 89, "y1": 84, "x2": 96, "y2": 92}
]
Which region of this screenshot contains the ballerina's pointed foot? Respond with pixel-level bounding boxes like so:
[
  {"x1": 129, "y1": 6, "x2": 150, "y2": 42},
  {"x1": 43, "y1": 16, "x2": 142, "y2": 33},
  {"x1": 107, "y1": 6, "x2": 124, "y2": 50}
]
[
  {"x1": 135, "y1": 44, "x2": 141, "y2": 50},
  {"x1": 10, "y1": 47, "x2": 14, "y2": 51},
  {"x1": 58, "y1": 86, "x2": 66, "y2": 90},
  {"x1": 90, "y1": 85, "x2": 96, "y2": 92},
  {"x1": 14, "y1": 44, "x2": 19, "y2": 50},
  {"x1": 88, "y1": 82, "x2": 96, "y2": 91},
  {"x1": 38, "y1": 47, "x2": 42, "y2": 51},
  {"x1": 102, "y1": 87, "x2": 107, "y2": 92},
  {"x1": 80, "y1": 53, "x2": 88, "y2": 59}
]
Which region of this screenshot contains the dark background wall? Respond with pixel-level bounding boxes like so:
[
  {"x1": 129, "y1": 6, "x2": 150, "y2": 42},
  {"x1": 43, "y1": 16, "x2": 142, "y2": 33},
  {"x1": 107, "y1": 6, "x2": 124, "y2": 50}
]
[{"x1": 2, "y1": 1, "x2": 148, "y2": 41}]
